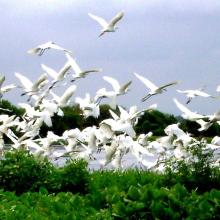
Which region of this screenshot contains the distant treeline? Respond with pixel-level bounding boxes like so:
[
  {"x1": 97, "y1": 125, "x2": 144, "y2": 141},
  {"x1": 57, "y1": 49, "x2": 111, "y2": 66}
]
[{"x1": 1, "y1": 99, "x2": 220, "y2": 137}]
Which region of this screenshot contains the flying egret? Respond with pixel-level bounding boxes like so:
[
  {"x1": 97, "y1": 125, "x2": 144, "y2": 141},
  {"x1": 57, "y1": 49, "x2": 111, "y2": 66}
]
[
  {"x1": 173, "y1": 98, "x2": 205, "y2": 121},
  {"x1": 41, "y1": 61, "x2": 71, "y2": 89},
  {"x1": 134, "y1": 72, "x2": 178, "y2": 101},
  {"x1": 75, "y1": 93, "x2": 100, "y2": 118},
  {"x1": 95, "y1": 76, "x2": 132, "y2": 109},
  {"x1": 15, "y1": 72, "x2": 48, "y2": 101},
  {"x1": 177, "y1": 88, "x2": 214, "y2": 104},
  {"x1": 27, "y1": 41, "x2": 72, "y2": 56},
  {"x1": 0, "y1": 75, "x2": 16, "y2": 99},
  {"x1": 50, "y1": 85, "x2": 77, "y2": 107},
  {"x1": 88, "y1": 11, "x2": 124, "y2": 37},
  {"x1": 65, "y1": 53, "x2": 102, "y2": 82}
]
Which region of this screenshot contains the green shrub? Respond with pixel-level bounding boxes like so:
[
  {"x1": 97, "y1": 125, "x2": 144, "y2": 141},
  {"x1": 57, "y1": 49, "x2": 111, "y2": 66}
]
[
  {"x1": 164, "y1": 143, "x2": 220, "y2": 193},
  {"x1": 60, "y1": 159, "x2": 90, "y2": 194},
  {"x1": 0, "y1": 149, "x2": 55, "y2": 195}
]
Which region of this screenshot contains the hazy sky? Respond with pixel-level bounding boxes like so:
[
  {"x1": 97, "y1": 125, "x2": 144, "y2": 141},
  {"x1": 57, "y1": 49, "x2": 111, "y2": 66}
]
[{"x1": 1, "y1": 0, "x2": 220, "y2": 115}]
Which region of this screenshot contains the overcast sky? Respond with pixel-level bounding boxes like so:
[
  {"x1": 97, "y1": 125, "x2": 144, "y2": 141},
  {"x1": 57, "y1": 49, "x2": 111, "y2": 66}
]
[{"x1": 1, "y1": 0, "x2": 220, "y2": 115}]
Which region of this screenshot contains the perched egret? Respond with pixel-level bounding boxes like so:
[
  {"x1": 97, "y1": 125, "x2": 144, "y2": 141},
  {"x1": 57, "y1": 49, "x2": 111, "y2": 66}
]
[
  {"x1": 27, "y1": 41, "x2": 72, "y2": 56},
  {"x1": 88, "y1": 11, "x2": 124, "y2": 37},
  {"x1": 134, "y1": 72, "x2": 178, "y2": 101}
]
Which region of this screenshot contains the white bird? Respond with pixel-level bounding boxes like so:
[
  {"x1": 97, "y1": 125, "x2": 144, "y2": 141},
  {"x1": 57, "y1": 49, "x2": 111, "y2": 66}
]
[
  {"x1": 88, "y1": 11, "x2": 124, "y2": 37},
  {"x1": 173, "y1": 98, "x2": 205, "y2": 121},
  {"x1": 134, "y1": 72, "x2": 178, "y2": 101},
  {"x1": 0, "y1": 75, "x2": 16, "y2": 99},
  {"x1": 27, "y1": 41, "x2": 72, "y2": 56},
  {"x1": 95, "y1": 76, "x2": 132, "y2": 109},
  {"x1": 177, "y1": 88, "x2": 213, "y2": 104},
  {"x1": 103, "y1": 76, "x2": 132, "y2": 95},
  {"x1": 65, "y1": 53, "x2": 102, "y2": 82},
  {"x1": 50, "y1": 85, "x2": 77, "y2": 107},
  {"x1": 196, "y1": 119, "x2": 212, "y2": 131},
  {"x1": 41, "y1": 61, "x2": 71, "y2": 89},
  {"x1": 15, "y1": 72, "x2": 48, "y2": 101},
  {"x1": 101, "y1": 107, "x2": 136, "y2": 138},
  {"x1": 75, "y1": 93, "x2": 100, "y2": 118}
]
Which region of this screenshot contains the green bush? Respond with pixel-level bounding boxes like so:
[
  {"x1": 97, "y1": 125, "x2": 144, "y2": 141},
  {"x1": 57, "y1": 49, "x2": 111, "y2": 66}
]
[
  {"x1": 60, "y1": 159, "x2": 90, "y2": 194},
  {"x1": 164, "y1": 143, "x2": 220, "y2": 193},
  {"x1": 0, "y1": 150, "x2": 90, "y2": 195},
  {"x1": 0, "y1": 149, "x2": 54, "y2": 195}
]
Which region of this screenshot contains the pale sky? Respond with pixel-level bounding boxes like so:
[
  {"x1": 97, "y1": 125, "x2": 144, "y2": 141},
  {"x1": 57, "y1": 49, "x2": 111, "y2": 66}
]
[{"x1": 1, "y1": 0, "x2": 220, "y2": 115}]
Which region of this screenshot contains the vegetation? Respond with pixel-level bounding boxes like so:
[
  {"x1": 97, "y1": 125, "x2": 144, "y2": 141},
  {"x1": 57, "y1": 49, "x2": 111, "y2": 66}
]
[{"x1": 0, "y1": 149, "x2": 219, "y2": 218}]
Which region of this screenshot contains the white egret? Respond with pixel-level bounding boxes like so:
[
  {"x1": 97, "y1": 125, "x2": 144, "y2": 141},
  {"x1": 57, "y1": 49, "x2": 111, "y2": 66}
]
[
  {"x1": 95, "y1": 76, "x2": 132, "y2": 109},
  {"x1": 0, "y1": 75, "x2": 16, "y2": 99},
  {"x1": 173, "y1": 98, "x2": 205, "y2": 121},
  {"x1": 65, "y1": 53, "x2": 102, "y2": 82},
  {"x1": 41, "y1": 61, "x2": 71, "y2": 89},
  {"x1": 50, "y1": 85, "x2": 77, "y2": 107},
  {"x1": 177, "y1": 88, "x2": 213, "y2": 104},
  {"x1": 88, "y1": 11, "x2": 124, "y2": 37},
  {"x1": 15, "y1": 72, "x2": 48, "y2": 101},
  {"x1": 211, "y1": 136, "x2": 220, "y2": 146},
  {"x1": 75, "y1": 93, "x2": 100, "y2": 118},
  {"x1": 27, "y1": 41, "x2": 72, "y2": 56},
  {"x1": 134, "y1": 72, "x2": 178, "y2": 101}
]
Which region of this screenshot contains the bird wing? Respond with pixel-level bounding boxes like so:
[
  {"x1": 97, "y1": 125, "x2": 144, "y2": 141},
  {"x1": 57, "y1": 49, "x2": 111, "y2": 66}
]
[
  {"x1": 88, "y1": 13, "x2": 108, "y2": 28},
  {"x1": 41, "y1": 64, "x2": 58, "y2": 80},
  {"x1": 65, "y1": 53, "x2": 81, "y2": 74},
  {"x1": 177, "y1": 89, "x2": 190, "y2": 94},
  {"x1": 120, "y1": 80, "x2": 132, "y2": 93},
  {"x1": 159, "y1": 81, "x2": 178, "y2": 90},
  {"x1": 194, "y1": 90, "x2": 211, "y2": 97},
  {"x1": 173, "y1": 98, "x2": 192, "y2": 115},
  {"x1": 103, "y1": 76, "x2": 120, "y2": 92},
  {"x1": 1, "y1": 84, "x2": 16, "y2": 93},
  {"x1": 110, "y1": 11, "x2": 124, "y2": 26},
  {"x1": 27, "y1": 47, "x2": 41, "y2": 55},
  {"x1": 109, "y1": 109, "x2": 120, "y2": 120},
  {"x1": 15, "y1": 72, "x2": 33, "y2": 89},
  {"x1": 0, "y1": 75, "x2": 5, "y2": 88},
  {"x1": 134, "y1": 72, "x2": 158, "y2": 91}
]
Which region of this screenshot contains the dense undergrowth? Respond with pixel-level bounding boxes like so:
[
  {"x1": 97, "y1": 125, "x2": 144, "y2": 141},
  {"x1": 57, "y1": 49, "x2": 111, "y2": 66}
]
[{"x1": 0, "y1": 149, "x2": 220, "y2": 219}]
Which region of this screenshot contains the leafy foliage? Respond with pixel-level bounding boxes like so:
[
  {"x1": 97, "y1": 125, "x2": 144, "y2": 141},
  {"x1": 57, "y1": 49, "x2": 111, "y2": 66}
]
[{"x1": 0, "y1": 150, "x2": 90, "y2": 195}]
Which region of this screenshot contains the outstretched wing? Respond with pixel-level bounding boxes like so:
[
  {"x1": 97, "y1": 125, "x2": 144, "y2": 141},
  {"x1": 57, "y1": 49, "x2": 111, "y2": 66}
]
[
  {"x1": 103, "y1": 76, "x2": 120, "y2": 92},
  {"x1": 66, "y1": 53, "x2": 81, "y2": 74},
  {"x1": 159, "y1": 81, "x2": 178, "y2": 90},
  {"x1": 110, "y1": 11, "x2": 124, "y2": 26},
  {"x1": 88, "y1": 13, "x2": 108, "y2": 28},
  {"x1": 41, "y1": 64, "x2": 58, "y2": 80},
  {"x1": 134, "y1": 72, "x2": 158, "y2": 91},
  {"x1": 15, "y1": 72, "x2": 33, "y2": 89}
]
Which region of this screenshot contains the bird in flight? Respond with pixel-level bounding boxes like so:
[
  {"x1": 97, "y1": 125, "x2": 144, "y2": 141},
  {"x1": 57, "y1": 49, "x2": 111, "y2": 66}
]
[
  {"x1": 134, "y1": 72, "x2": 179, "y2": 102},
  {"x1": 88, "y1": 11, "x2": 124, "y2": 37},
  {"x1": 27, "y1": 41, "x2": 72, "y2": 56},
  {"x1": 65, "y1": 53, "x2": 102, "y2": 82},
  {"x1": 177, "y1": 88, "x2": 214, "y2": 104}
]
